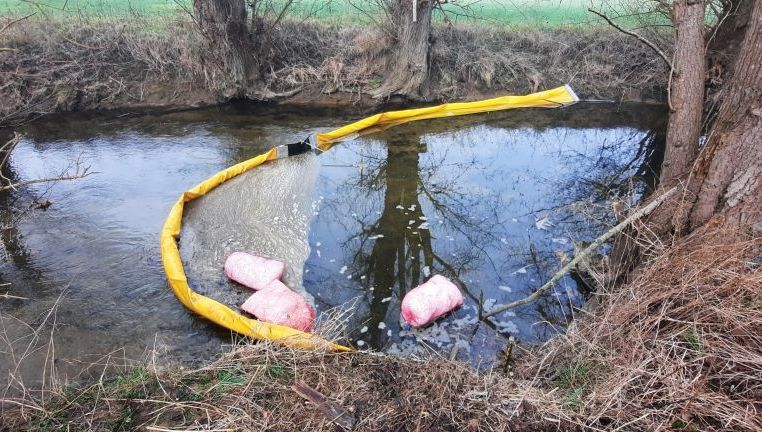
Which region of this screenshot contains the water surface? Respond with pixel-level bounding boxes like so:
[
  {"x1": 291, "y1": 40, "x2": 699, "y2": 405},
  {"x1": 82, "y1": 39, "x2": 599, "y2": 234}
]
[{"x1": 0, "y1": 102, "x2": 665, "y2": 387}]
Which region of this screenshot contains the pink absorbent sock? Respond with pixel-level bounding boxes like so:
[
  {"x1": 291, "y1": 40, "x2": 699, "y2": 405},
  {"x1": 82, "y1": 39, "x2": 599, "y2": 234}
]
[
  {"x1": 240, "y1": 280, "x2": 316, "y2": 332},
  {"x1": 401, "y1": 275, "x2": 464, "y2": 327},
  {"x1": 224, "y1": 252, "x2": 285, "y2": 291}
]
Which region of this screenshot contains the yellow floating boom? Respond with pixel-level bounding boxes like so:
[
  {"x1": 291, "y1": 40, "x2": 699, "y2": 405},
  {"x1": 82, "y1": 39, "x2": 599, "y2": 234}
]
[{"x1": 160, "y1": 85, "x2": 579, "y2": 351}]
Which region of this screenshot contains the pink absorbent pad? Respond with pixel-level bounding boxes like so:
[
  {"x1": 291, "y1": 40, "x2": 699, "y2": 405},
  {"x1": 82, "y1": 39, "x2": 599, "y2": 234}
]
[
  {"x1": 240, "y1": 280, "x2": 316, "y2": 332},
  {"x1": 224, "y1": 252, "x2": 285, "y2": 290},
  {"x1": 401, "y1": 275, "x2": 464, "y2": 327}
]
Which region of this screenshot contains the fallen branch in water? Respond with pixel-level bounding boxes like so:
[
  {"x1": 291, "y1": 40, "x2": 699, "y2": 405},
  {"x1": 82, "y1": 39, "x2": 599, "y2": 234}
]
[
  {"x1": 0, "y1": 133, "x2": 94, "y2": 192},
  {"x1": 483, "y1": 186, "x2": 680, "y2": 319}
]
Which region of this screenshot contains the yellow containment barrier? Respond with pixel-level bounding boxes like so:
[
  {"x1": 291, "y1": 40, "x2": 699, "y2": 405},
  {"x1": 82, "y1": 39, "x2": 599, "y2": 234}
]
[
  {"x1": 160, "y1": 85, "x2": 579, "y2": 351},
  {"x1": 313, "y1": 85, "x2": 579, "y2": 150}
]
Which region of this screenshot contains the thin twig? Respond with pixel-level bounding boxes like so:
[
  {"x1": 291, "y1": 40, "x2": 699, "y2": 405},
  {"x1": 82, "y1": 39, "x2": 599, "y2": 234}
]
[
  {"x1": 1, "y1": 134, "x2": 94, "y2": 191},
  {"x1": 484, "y1": 186, "x2": 680, "y2": 318},
  {"x1": 588, "y1": 8, "x2": 673, "y2": 70},
  {"x1": 292, "y1": 381, "x2": 356, "y2": 429},
  {"x1": 60, "y1": 33, "x2": 100, "y2": 50},
  {"x1": 0, "y1": 12, "x2": 36, "y2": 35},
  {"x1": 0, "y1": 172, "x2": 93, "y2": 192},
  {"x1": 146, "y1": 428, "x2": 235, "y2": 432},
  {"x1": 0, "y1": 293, "x2": 28, "y2": 300}
]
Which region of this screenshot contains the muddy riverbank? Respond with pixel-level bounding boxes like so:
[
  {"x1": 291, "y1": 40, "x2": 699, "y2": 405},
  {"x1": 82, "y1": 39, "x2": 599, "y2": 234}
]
[{"x1": 0, "y1": 15, "x2": 667, "y2": 127}]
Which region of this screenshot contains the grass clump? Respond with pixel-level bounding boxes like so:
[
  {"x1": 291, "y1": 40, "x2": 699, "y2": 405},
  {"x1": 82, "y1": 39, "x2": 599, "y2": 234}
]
[{"x1": 553, "y1": 359, "x2": 592, "y2": 390}]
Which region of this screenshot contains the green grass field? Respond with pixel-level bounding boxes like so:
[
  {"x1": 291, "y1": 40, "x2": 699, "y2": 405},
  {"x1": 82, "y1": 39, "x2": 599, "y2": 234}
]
[{"x1": 0, "y1": 0, "x2": 652, "y2": 27}]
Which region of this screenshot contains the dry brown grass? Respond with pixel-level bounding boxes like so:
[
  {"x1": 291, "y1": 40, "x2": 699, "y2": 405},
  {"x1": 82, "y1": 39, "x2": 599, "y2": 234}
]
[
  {"x1": 1, "y1": 13, "x2": 668, "y2": 127},
  {"x1": 520, "y1": 221, "x2": 762, "y2": 431},
  {"x1": 0, "y1": 342, "x2": 536, "y2": 431},
  {"x1": 0, "y1": 14, "x2": 206, "y2": 126},
  {"x1": 431, "y1": 25, "x2": 668, "y2": 101},
  {"x1": 268, "y1": 23, "x2": 669, "y2": 102},
  {"x1": 2, "y1": 221, "x2": 759, "y2": 431}
]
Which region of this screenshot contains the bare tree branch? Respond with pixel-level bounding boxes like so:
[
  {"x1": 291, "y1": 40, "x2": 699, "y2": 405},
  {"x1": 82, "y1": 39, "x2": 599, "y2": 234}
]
[
  {"x1": 588, "y1": 8, "x2": 673, "y2": 70},
  {"x1": 0, "y1": 172, "x2": 93, "y2": 192},
  {"x1": 0, "y1": 133, "x2": 94, "y2": 193},
  {"x1": 483, "y1": 186, "x2": 680, "y2": 319},
  {"x1": 0, "y1": 12, "x2": 36, "y2": 35}
]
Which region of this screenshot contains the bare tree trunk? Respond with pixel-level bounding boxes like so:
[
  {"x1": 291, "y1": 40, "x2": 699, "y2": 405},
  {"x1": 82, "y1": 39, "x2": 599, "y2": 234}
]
[
  {"x1": 373, "y1": 0, "x2": 433, "y2": 100},
  {"x1": 683, "y1": 0, "x2": 762, "y2": 229},
  {"x1": 660, "y1": 0, "x2": 706, "y2": 186},
  {"x1": 707, "y1": 0, "x2": 754, "y2": 88},
  {"x1": 194, "y1": 0, "x2": 256, "y2": 96},
  {"x1": 609, "y1": 0, "x2": 760, "y2": 283}
]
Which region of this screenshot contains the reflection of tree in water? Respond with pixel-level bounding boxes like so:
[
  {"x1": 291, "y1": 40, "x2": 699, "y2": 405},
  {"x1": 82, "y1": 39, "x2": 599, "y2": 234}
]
[
  {"x1": 321, "y1": 132, "x2": 514, "y2": 350},
  {"x1": 361, "y1": 141, "x2": 430, "y2": 347},
  {"x1": 0, "y1": 132, "x2": 45, "y2": 283},
  {"x1": 503, "y1": 124, "x2": 666, "y2": 329},
  {"x1": 315, "y1": 108, "x2": 667, "y2": 357},
  {"x1": 563, "y1": 128, "x2": 665, "y2": 203},
  {"x1": 525, "y1": 126, "x2": 666, "y2": 272}
]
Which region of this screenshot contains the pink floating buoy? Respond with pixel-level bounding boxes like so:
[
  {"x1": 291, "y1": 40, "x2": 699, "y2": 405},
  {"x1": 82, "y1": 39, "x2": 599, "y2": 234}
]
[
  {"x1": 224, "y1": 252, "x2": 285, "y2": 291},
  {"x1": 240, "y1": 280, "x2": 316, "y2": 332},
  {"x1": 401, "y1": 275, "x2": 464, "y2": 327}
]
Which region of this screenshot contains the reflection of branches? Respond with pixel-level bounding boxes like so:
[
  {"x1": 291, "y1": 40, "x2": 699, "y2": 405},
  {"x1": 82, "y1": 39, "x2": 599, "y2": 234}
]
[
  {"x1": 326, "y1": 138, "x2": 519, "y2": 347},
  {"x1": 0, "y1": 134, "x2": 93, "y2": 193},
  {"x1": 418, "y1": 179, "x2": 507, "y2": 282},
  {"x1": 341, "y1": 140, "x2": 509, "y2": 284},
  {"x1": 484, "y1": 187, "x2": 679, "y2": 319},
  {"x1": 532, "y1": 129, "x2": 664, "y2": 239}
]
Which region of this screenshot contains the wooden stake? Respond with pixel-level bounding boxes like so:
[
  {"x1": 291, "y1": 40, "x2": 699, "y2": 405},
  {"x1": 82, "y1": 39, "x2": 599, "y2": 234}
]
[{"x1": 292, "y1": 381, "x2": 356, "y2": 429}]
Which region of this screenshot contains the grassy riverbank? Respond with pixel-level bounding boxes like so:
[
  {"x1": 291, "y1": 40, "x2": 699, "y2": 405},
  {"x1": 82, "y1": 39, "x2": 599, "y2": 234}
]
[
  {"x1": 0, "y1": 11, "x2": 667, "y2": 127},
  {"x1": 2, "y1": 222, "x2": 759, "y2": 431}
]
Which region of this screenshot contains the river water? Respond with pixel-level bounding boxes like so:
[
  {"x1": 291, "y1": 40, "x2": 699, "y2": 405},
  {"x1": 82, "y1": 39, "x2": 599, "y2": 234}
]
[{"x1": 0, "y1": 102, "x2": 665, "y2": 387}]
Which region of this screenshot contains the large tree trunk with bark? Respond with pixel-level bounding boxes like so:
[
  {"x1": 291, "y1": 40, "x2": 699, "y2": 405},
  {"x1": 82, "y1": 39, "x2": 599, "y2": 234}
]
[
  {"x1": 706, "y1": 0, "x2": 754, "y2": 96},
  {"x1": 373, "y1": 0, "x2": 434, "y2": 100},
  {"x1": 194, "y1": 0, "x2": 256, "y2": 96},
  {"x1": 609, "y1": 0, "x2": 760, "y2": 284},
  {"x1": 660, "y1": 0, "x2": 706, "y2": 186},
  {"x1": 681, "y1": 0, "x2": 762, "y2": 230}
]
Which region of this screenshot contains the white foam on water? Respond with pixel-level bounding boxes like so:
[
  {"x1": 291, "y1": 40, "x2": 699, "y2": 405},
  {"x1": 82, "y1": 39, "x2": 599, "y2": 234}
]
[{"x1": 181, "y1": 153, "x2": 320, "y2": 307}]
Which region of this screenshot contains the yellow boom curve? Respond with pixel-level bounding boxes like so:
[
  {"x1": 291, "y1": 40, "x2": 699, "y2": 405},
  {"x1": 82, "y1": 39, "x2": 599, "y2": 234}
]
[{"x1": 160, "y1": 85, "x2": 579, "y2": 351}]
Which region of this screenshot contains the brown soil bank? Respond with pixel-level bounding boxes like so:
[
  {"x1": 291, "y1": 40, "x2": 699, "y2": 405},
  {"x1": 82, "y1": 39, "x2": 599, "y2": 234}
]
[
  {"x1": 0, "y1": 16, "x2": 667, "y2": 127},
  {"x1": 2, "y1": 222, "x2": 759, "y2": 431}
]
